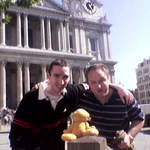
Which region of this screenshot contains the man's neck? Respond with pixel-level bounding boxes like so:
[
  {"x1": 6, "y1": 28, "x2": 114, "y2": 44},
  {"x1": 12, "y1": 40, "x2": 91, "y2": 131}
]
[{"x1": 45, "y1": 88, "x2": 61, "y2": 97}]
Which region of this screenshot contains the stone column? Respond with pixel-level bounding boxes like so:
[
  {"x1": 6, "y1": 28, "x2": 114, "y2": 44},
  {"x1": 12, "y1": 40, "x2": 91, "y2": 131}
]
[
  {"x1": 46, "y1": 18, "x2": 52, "y2": 50},
  {"x1": 74, "y1": 27, "x2": 80, "y2": 53},
  {"x1": 17, "y1": 62, "x2": 23, "y2": 104},
  {"x1": 65, "y1": 21, "x2": 70, "y2": 52},
  {"x1": 57, "y1": 23, "x2": 60, "y2": 50},
  {"x1": 70, "y1": 67, "x2": 73, "y2": 84},
  {"x1": 40, "y1": 17, "x2": 45, "y2": 50},
  {"x1": 79, "y1": 27, "x2": 82, "y2": 54},
  {"x1": 59, "y1": 21, "x2": 65, "y2": 51},
  {"x1": 97, "y1": 37, "x2": 102, "y2": 60},
  {"x1": 80, "y1": 67, "x2": 85, "y2": 83},
  {"x1": 79, "y1": 27, "x2": 86, "y2": 54},
  {"x1": 99, "y1": 33, "x2": 105, "y2": 60},
  {"x1": 0, "y1": 11, "x2": 6, "y2": 46},
  {"x1": 87, "y1": 38, "x2": 91, "y2": 55},
  {"x1": 24, "y1": 63, "x2": 30, "y2": 93},
  {"x1": 0, "y1": 61, "x2": 6, "y2": 108},
  {"x1": 17, "y1": 13, "x2": 22, "y2": 47},
  {"x1": 106, "y1": 32, "x2": 111, "y2": 59},
  {"x1": 41, "y1": 64, "x2": 47, "y2": 81},
  {"x1": 23, "y1": 14, "x2": 29, "y2": 48}
]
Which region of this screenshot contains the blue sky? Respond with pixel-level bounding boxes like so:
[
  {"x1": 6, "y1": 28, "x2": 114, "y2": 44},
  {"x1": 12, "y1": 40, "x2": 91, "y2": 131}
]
[
  {"x1": 100, "y1": 0, "x2": 150, "y2": 90},
  {"x1": 55, "y1": 0, "x2": 150, "y2": 90}
]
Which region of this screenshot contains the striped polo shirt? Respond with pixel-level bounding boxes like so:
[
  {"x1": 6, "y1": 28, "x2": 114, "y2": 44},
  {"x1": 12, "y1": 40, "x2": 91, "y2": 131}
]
[{"x1": 78, "y1": 88, "x2": 144, "y2": 140}]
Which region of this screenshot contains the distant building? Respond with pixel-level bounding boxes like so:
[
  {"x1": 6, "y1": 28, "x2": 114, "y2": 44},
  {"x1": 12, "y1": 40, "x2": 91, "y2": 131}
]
[
  {"x1": 130, "y1": 89, "x2": 139, "y2": 103},
  {"x1": 0, "y1": 0, "x2": 117, "y2": 109},
  {"x1": 136, "y1": 58, "x2": 150, "y2": 104}
]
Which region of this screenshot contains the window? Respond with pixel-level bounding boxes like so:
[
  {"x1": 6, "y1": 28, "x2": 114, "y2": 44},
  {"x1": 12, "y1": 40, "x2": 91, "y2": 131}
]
[
  {"x1": 143, "y1": 67, "x2": 149, "y2": 74},
  {"x1": 69, "y1": 34, "x2": 73, "y2": 49},
  {"x1": 89, "y1": 38, "x2": 96, "y2": 51}
]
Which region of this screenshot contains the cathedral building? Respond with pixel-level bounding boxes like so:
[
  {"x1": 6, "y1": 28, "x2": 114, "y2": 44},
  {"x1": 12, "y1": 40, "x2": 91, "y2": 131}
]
[
  {"x1": 0, "y1": 0, "x2": 116, "y2": 109},
  {"x1": 136, "y1": 58, "x2": 150, "y2": 104}
]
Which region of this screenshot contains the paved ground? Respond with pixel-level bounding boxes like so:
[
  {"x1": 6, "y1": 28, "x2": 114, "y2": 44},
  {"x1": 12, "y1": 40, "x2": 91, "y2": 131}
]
[{"x1": 0, "y1": 127, "x2": 150, "y2": 150}]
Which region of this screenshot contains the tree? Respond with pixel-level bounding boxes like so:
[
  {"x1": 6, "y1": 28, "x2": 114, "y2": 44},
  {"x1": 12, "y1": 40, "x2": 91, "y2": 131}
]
[{"x1": 0, "y1": 0, "x2": 40, "y2": 23}]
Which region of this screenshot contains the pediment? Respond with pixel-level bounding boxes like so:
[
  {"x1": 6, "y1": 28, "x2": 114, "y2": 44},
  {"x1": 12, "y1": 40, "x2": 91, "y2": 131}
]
[{"x1": 36, "y1": 0, "x2": 69, "y2": 15}]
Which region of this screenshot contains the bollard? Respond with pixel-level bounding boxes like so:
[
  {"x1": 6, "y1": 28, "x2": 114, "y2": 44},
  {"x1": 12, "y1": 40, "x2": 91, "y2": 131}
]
[{"x1": 65, "y1": 135, "x2": 109, "y2": 150}]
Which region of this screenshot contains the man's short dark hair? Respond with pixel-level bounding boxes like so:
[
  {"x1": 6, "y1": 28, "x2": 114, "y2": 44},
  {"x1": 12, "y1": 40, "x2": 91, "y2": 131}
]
[{"x1": 47, "y1": 59, "x2": 69, "y2": 73}]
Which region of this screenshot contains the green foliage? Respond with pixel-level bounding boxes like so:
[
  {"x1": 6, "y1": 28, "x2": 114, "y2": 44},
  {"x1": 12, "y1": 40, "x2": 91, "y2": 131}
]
[
  {"x1": 0, "y1": 0, "x2": 40, "y2": 23},
  {"x1": 2, "y1": 14, "x2": 12, "y2": 24},
  {"x1": 0, "y1": 0, "x2": 13, "y2": 11},
  {"x1": 17, "y1": 0, "x2": 40, "y2": 8}
]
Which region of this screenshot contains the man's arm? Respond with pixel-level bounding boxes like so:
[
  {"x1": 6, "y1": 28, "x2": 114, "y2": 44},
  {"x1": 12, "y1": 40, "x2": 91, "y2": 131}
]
[
  {"x1": 117, "y1": 120, "x2": 144, "y2": 149},
  {"x1": 118, "y1": 98, "x2": 145, "y2": 149},
  {"x1": 110, "y1": 83, "x2": 134, "y2": 104},
  {"x1": 128, "y1": 120, "x2": 145, "y2": 137}
]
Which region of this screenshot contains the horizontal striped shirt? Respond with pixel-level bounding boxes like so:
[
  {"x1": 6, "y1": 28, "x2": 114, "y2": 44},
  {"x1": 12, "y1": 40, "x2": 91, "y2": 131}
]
[{"x1": 78, "y1": 88, "x2": 144, "y2": 140}]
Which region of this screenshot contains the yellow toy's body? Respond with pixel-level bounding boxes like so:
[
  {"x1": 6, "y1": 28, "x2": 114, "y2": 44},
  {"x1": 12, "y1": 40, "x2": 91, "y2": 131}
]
[{"x1": 61, "y1": 108, "x2": 99, "y2": 141}]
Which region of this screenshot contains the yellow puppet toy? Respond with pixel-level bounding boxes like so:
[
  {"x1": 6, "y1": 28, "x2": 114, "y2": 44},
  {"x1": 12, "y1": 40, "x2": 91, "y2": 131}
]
[{"x1": 61, "y1": 108, "x2": 99, "y2": 141}]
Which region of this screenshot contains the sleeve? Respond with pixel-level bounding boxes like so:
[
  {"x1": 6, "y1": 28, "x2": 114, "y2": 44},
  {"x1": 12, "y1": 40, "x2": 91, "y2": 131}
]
[
  {"x1": 65, "y1": 84, "x2": 86, "y2": 114},
  {"x1": 9, "y1": 90, "x2": 39, "y2": 149},
  {"x1": 127, "y1": 99, "x2": 145, "y2": 122}
]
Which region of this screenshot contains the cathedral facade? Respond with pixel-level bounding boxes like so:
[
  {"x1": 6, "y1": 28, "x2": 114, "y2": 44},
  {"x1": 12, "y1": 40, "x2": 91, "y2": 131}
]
[{"x1": 0, "y1": 0, "x2": 116, "y2": 109}]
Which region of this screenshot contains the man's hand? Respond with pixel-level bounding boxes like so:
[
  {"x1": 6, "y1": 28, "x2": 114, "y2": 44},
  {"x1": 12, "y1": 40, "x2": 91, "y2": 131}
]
[
  {"x1": 115, "y1": 130, "x2": 135, "y2": 150},
  {"x1": 117, "y1": 133, "x2": 134, "y2": 149},
  {"x1": 32, "y1": 83, "x2": 40, "y2": 90},
  {"x1": 110, "y1": 83, "x2": 134, "y2": 104}
]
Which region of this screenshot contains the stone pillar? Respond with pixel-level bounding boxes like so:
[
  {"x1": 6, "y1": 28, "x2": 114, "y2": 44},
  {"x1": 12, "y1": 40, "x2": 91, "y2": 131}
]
[
  {"x1": 65, "y1": 21, "x2": 70, "y2": 52},
  {"x1": 17, "y1": 62, "x2": 23, "y2": 104},
  {"x1": 80, "y1": 67, "x2": 85, "y2": 83},
  {"x1": 41, "y1": 64, "x2": 47, "y2": 81},
  {"x1": 106, "y1": 32, "x2": 111, "y2": 59},
  {"x1": 24, "y1": 63, "x2": 30, "y2": 93},
  {"x1": 99, "y1": 33, "x2": 105, "y2": 60},
  {"x1": 46, "y1": 18, "x2": 52, "y2": 50},
  {"x1": 70, "y1": 67, "x2": 73, "y2": 84},
  {"x1": 40, "y1": 17, "x2": 45, "y2": 50},
  {"x1": 74, "y1": 27, "x2": 80, "y2": 54},
  {"x1": 87, "y1": 38, "x2": 91, "y2": 55},
  {"x1": 60, "y1": 21, "x2": 65, "y2": 51},
  {"x1": 57, "y1": 23, "x2": 61, "y2": 50},
  {"x1": 79, "y1": 27, "x2": 82, "y2": 54},
  {"x1": 103, "y1": 32, "x2": 108, "y2": 60},
  {"x1": 100, "y1": 31, "x2": 111, "y2": 60},
  {"x1": 23, "y1": 14, "x2": 29, "y2": 48},
  {"x1": 79, "y1": 27, "x2": 86, "y2": 54},
  {"x1": 0, "y1": 11, "x2": 6, "y2": 46},
  {"x1": 17, "y1": 13, "x2": 22, "y2": 47},
  {"x1": 0, "y1": 61, "x2": 6, "y2": 108},
  {"x1": 97, "y1": 37, "x2": 102, "y2": 60}
]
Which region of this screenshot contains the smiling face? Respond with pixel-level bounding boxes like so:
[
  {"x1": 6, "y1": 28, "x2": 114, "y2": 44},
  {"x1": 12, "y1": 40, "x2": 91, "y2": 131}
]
[
  {"x1": 86, "y1": 64, "x2": 110, "y2": 100},
  {"x1": 47, "y1": 65, "x2": 70, "y2": 96}
]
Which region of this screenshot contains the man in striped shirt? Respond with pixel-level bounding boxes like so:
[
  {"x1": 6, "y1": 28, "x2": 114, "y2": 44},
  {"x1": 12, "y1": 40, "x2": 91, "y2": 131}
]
[{"x1": 78, "y1": 64, "x2": 145, "y2": 150}]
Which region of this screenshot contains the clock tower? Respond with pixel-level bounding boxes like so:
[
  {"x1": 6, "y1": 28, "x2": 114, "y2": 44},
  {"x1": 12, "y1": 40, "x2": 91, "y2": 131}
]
[
  {"x1": 62, "y1": 0, "x2": 104, "y2": 22},
  {"x1": 62, "y1": 0, "x2": 116, "y2": 83},
  {"x1": 82, "y1": 0, "x2": 97, "y2": 14}
]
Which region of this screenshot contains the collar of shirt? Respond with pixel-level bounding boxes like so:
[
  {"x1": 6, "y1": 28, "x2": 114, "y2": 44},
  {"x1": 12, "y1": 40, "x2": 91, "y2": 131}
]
[{"x1": 38, "y1": 80, "x2": 67, "y2": 109}]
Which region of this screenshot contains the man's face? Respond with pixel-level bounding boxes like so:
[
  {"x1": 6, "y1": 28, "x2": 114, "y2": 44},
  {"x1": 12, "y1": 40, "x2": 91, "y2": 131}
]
[
  {"x1": 87, "y1": 69, "x2": 110, "y2": 99},
  {"x1": 47, "y1": 65, "x2": 70, "y2": 95}
]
